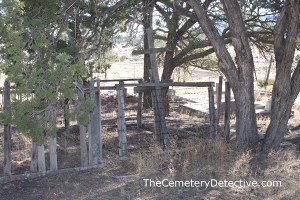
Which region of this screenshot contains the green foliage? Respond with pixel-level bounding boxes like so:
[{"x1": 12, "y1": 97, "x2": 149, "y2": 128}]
[
  {"x1": 0, "y1": 0, "x2": 87, "y2": 143},
  {"x1": 257, "y1": 79, "x2": 275, "y2": 88}
]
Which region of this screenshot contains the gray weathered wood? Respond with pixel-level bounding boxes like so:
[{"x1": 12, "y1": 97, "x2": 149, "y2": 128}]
[
  {"x1": 49, "y1": 136, "x2": 57, "y2": 171},
  {"x1": 77, "y1": 78, "x2": 89, "y2": 168},
  {"x1": 224, "y1": 81, "x2": 231, "y2": 142},
  {"x1": 96, "y1": 79, "x2": 102, "y2": 163},
  {"x1": 89, "y1": 78, "x2": 100, "y2": 166},
  {"x1": 117, "y1": 81, "x2": 127, "y2": 159},
  {"x1": 208, "y1": 86, "x2": 217, "y2": 139},
  {"x1": 216, "y1": 76, "x2": 223, "y2": 124},
  {"x1": 37, "y1": 144, "x2": 46, "y2": 174},
  {"x1": 80, "y1": 125, "x2": 88, "y2": 168},
  {"x1": 146, "y1": 27, "x2": 169, "y2": 149},
  {"x1": 137, "y1": 92, "x2": 143, "y2": 127},
  {"x1": 30, "y1": 141, "x2": 38, "y2": 172},
  {"x1": 99, "y1": 79, "x2": 142, "y2": 82},
  {"x1": 134, "y1": 82, "x2": 215, "y2": 93},
  {"x1": 3, "y1": 80, "x2": 11, "y2": 175}
]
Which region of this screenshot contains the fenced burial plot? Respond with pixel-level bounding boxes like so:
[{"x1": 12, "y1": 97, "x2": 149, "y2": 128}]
[
  {"x1": 134, "y1": 81, "x2": 218, "y2": 148},
  {"x1": 1, "y1": 78, "x2": 221, "y2": 181}
]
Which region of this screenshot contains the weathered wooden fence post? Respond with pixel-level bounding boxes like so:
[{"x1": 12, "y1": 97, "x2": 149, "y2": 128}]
[
  {"x1": 31, "y1": 141, "x2": 38, "y2": 172},
  {"x1": 89, "y1": 78, "x2": 101, "y2": 166},
  {"x1": 49, "y1": 107, "x2": 58, "y2": 171},
  {"x1": 117, "y1": 81, "x2": 128, "y2": 160},
  {"x1": 96, "y1": 79, "x2": 102, "y2": 164},
  {"x1": 77, "y1": 78, "x2": 89, "y2": 168},
  {"x1": 146, "y1": 27, "x2": 169, "y2": 149},
  {"x1": 216, "y1": 76, "x2": 223, "y2": 124},
  {"x1": 208, "y1": 85, "x2": 217, "y2": 139},
  {"x1": 49, "y1": 136, "x2": 57, "y2": 171},
  {"x1": 224, "y1": 81, "x2": 231, "y2": 142},
  {"x1": 37, "y1": 144, "x2": 46, "y2": 174},
  {"x1": 80, "y1": 125, "x2": 88, "y2": 168},
  {"x1": 137, "y1": 91, "x2": 143, "y2": 128},
  {"x1": 3, "y1": 80, "x2": 11, "y2": 175}
]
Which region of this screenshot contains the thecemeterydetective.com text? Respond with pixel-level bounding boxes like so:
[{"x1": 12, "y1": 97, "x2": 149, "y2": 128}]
[{"x1": 142, "y1": 179, "x2": 282, "y2": 189}]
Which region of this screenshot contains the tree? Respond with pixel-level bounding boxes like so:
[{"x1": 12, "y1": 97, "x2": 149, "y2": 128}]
[
  {"x1": 0, "y1": 0, "x2": 87, "y2": 172},
  {"x1": 187, "y1": 0, "x2": 300, "y2": 149},
  {"x1": 187, "y1": 0, "x2": 259, "y2": 145},
  {"x1": 264, "y1": 0, "x2": 300, "y2": 150}
]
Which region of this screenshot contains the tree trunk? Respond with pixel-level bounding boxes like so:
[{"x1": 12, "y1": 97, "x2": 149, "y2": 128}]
[
  {"x1": 233, "y1": 84, "x2": 259, "y2": 144},
  {"x1": 161, "y1": 67, "x2": 173, "y2": 116},
  {"x1": 187, "y1": 0, "x2": 259, "y2": 145},
  {"x1": 142, "y1": 0, "x2": 153, "y2": 108},
  {"x1": 264, "y1": 1, "x2": 300, "y2": 150}
]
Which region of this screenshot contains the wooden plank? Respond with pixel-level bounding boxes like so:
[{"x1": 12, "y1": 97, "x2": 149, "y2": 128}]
[
  {"x1": 216, "y1": 76, "x2": 223, "y2": 124},
  {"x1": 96, "y1": 79, "x2": 102, "y2": 163},
  {"x1": 89, "y1": 78, "x2": 100, "y2": 166},
  {"x1": 224, "y1": 81, "x2": 231, "y2": 142},
  {"x1": 132, "y1": 47, "x2": 170, "y2": 55},
  {"x1": 79, "y1": 125, "x2": 88, "y2": 168},
  {"x1": 146, "y1": 27, "x2": 169, "y2": 149},
  {"x1": 37, "y1": 144, "x2": 46, "y2": 175},
  {"x1": 137, "y1": 92, "x2": 143, "y2": 128},
  {"x1": 3, "y1": 80, "x2": 11, "y2": 176},
  {"x1": 134, "y1": 82, "x2": 215, "y2": 93},
  {"x1": 208, "y1": 86, "x2": 217, "y2": 139},
  {"x1": 49, "y1": 136, "x2": 57, "y2": 171},
  {"x1": 30, "y1": 141, "x2": 38, "y2": 172},
  {"x1": 77, "y1": 78, "x2": 89, "y2": 168},
  {"x1": 99, "y1": 79, "x2": 142, "y2": 82},
  {"x1": 117, "y1": 81, "x2": 128, "y2": 160}
]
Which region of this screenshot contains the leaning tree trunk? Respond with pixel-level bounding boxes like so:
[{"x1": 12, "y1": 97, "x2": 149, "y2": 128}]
[
  {"x1": 160, "y1": 11, "x2": 180, "y2": 116},
  {"x1": 187, "y1": 0, "x2": 259, "y2": 145},
  {"x1": 161, "y1": 60, "x2": 175, "y2": 116},
  {"x1": 142, "y1": 0, "x2": 153, "y2": 108},
  {"x1": 264, "y1": 1, "x2": 300, "y2": 150}
]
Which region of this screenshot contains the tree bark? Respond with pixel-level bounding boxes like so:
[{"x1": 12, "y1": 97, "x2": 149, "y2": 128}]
[
  {"x1": 142, "y1": 0, "x2": 153, "y2": 108},
  {"x1": 264, "y1": 1, "x2": 300, "y2": 150},
  {"x1": 187, "y1": 0, "x2": 259, "y2": 145}
]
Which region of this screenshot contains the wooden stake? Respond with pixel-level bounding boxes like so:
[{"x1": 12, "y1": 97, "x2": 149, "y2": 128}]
[
  {"x1": 96, "y1": 79, "x2": 102, "y2": 163},
  {"x1": 208, "y1": 85, "x2": 217, "y2": 139},
  {"x1": 224, "y1": 81, "x2": 231, "y2": 142},
  {"x1": 49, "y1": 136, "x2": 57, "y2": 171},
  {"x1": 217, "y1": 76, "x2": 223, "y2": 124},
  {"x1": 80, "y1": 125, "x2": 88, "y2": 168},
  {"x1": 146, "y1": 27, "x2": 169, "y2": 149},
  {"x1": 30, "y1": 141, "x2": 38, "y2": 172},
  {"x1": 37, "y1": 144, "x2": 46, "y2": 174},
  {"x1": 89, "y1": 78, "x2": 100, "y2": 166},
  {"x1": 117, "y1": 81, "x2": 127, "y2": 159},
  {"x1": 137, "y1": 92, "x2": 143, "y2": 128}
]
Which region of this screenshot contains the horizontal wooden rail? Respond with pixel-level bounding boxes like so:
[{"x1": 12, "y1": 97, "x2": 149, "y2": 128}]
[{"x1": 134, "y1": 82, "x2": 215, "y2": 93}]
